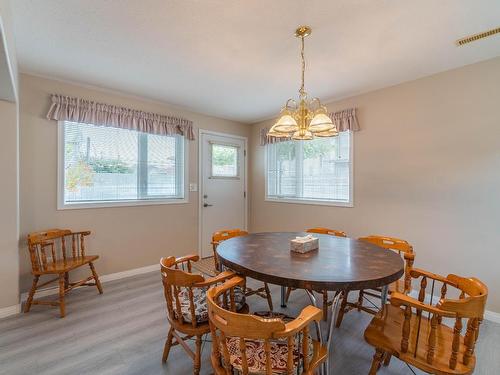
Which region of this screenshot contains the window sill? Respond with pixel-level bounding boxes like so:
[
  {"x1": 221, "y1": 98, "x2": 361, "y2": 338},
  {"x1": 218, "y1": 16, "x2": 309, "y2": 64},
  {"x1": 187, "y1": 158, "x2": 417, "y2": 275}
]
[
  {"x1": 265, "y1": 197, "x2": 353, "y2": 208},
  {"x1": 57, "y1": 198, "x2": 189, "y2": 210}
]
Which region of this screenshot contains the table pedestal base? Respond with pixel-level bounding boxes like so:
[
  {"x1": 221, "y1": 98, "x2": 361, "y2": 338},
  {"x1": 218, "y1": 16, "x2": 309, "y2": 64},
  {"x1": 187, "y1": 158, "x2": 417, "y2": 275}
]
[
  {"x1": 280, "y1": 285, "x2": 287, "y2": 308},
  {"x1": 305, "y1": 290, "x2": 342, "y2": 375},
  {"x1": 301, "y1": 285, "x2": 389, "y2": 375}
]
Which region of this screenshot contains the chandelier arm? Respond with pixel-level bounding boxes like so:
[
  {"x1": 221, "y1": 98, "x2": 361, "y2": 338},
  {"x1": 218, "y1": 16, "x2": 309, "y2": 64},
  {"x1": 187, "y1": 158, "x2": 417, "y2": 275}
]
[
  {"x1": 285, "y1": 98, "x2": 298, "y2": 110},
  {"x1": 310, "y1": 97, "x2": 322, "y2": 110}
]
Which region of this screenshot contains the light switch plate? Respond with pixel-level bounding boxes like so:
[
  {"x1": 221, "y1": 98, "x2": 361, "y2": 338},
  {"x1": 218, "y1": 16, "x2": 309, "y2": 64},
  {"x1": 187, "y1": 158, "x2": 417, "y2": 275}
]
[{"x1": 189, "y1": 183, "x2": 198, "y2": 192}]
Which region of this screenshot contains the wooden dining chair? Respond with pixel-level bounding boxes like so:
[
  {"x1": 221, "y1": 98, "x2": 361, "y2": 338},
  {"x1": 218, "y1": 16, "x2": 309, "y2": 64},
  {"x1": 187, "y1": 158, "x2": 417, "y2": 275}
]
[
  {"x1": 364, "y1": 269, "x2": 488, "y2": 375},
  {"x1": 335, "y1": 235, "x2": 415, "y2": 328},
  {"x1": 212, "y1": 229, "x2": 274, "y2": 311},
  {"x1": 207, "y1": 276, "x2": 328, "y2": 375},
  {"x1": 25, "y1": 229, "x2": 103, "y2": 318},
  {"x1": 285, "y1": 227, "x2": 347, "y2": 320},
  {"x1": 306, "y1": 227, "x2": 347, "y2": 238},
  {"x1": 160, "y1": 255, "x2": 247, "y2": 375}
]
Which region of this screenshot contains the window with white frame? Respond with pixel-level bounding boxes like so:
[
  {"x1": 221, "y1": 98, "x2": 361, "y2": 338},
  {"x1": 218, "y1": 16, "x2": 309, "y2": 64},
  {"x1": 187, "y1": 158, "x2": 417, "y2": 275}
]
[
  {"x1": 266, "y1": 132, "x2": 352, "y2": 206},
  {"x1": 59, "y1": 121, "x2": 186, "y2": 208}
]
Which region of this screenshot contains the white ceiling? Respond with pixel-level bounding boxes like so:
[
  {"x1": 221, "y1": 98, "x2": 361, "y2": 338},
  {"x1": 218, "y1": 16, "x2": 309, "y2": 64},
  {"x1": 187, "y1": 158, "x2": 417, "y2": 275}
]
[{"x1": 10, "y1": 0, "x2": 500, "y2": 123}]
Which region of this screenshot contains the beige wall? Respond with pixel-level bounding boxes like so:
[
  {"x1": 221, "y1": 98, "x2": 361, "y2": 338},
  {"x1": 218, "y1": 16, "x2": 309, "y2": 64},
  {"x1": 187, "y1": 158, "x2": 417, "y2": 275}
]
[
  {"x1": 19, "y1": 74, "x2": 250, "y2": 293},
  {"x1": 0, "y1": 0, "x2": 19, "y2": 310},
  {"x1": 0, "y1": 99, "x2": 19, "y2": 309},
  {"x1": 249, "y1": 57, "x2": 500, "y2": 312}
]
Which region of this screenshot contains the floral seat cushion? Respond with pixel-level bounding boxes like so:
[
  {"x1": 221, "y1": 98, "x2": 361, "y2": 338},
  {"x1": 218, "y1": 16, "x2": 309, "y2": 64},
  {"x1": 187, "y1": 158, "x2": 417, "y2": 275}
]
[
  {"x1": 221, "y1": 311, "x2": 313, "y2": 374},
  {"x1": 174, "y1": 286, "x2": 245, "y2": 323},
  {"x1": 223, "y1": 334, "x2": 313, "y2": 374}
]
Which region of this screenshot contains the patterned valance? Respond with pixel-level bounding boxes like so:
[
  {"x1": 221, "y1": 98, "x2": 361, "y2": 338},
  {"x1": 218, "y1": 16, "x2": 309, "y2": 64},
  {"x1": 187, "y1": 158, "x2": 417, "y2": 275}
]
[
  {"x1": 46, "y1": 94, "x2": 195, "y2": 140},
  {"x1": 260, "y1": 107, "x2": 359, "y2": 145}
]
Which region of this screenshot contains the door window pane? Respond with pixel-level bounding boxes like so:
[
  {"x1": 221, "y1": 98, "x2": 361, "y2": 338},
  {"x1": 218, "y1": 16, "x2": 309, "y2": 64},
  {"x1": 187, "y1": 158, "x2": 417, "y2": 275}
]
[{"x1": 211, "y1": 143, "x2": 238, "y2": 177}]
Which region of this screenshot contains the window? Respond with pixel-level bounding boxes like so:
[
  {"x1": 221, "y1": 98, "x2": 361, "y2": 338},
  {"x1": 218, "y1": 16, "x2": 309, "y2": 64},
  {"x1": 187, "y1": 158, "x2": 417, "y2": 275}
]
[
  {"x1": 211, "y1": 143, "x2": 239, "y2": 178},
  {"x1": 58, "y1": 121, "x2": 187, "y2": 208},
  {"x1": 266, "y1": 132, "x2": 352, "y2": 206}
]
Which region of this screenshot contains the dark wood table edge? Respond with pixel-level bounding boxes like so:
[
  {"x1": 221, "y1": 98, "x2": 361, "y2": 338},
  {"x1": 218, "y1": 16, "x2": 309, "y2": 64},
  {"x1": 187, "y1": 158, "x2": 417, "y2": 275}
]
[{"x1": 217, "y1": 249, "x2": 404, "y2": 292}]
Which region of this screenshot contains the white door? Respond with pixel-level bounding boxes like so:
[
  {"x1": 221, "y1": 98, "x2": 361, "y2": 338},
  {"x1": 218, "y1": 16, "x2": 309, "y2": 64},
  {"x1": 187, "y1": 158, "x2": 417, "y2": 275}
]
[{"x1": 200, "y1": 131, "x2": 247, "y2": 258}]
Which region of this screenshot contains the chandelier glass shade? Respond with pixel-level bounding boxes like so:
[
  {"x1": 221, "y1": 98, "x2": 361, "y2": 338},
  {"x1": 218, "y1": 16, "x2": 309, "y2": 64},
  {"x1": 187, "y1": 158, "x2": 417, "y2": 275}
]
[{"x1": 268, "y1": 26, "x2": 338, "y2": 141}]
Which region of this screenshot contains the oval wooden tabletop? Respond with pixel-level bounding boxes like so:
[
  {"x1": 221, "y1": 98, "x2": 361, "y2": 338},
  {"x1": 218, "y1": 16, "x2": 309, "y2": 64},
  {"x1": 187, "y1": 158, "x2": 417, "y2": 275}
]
[{"x1": 217, "y1": 232, "x2": 405, "y2": 291}]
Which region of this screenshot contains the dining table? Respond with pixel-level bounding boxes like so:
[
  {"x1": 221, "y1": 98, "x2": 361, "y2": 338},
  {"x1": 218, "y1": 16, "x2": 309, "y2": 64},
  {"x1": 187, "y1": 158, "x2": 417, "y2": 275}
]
[{"x1": 216, "y1": 231, "x2": 405, "y2": 373}]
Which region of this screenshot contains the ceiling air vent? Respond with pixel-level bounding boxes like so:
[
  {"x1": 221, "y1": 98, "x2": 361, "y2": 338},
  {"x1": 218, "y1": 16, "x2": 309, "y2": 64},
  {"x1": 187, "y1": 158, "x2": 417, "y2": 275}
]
[{"x1": 456, "y1": 27, "x2": 500, "y2": 46}]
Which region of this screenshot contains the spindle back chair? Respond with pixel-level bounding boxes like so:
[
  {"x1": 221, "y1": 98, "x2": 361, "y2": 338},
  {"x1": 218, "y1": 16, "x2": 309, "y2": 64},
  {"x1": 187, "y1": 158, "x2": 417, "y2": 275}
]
[
  {"x1": 208, "y1": 276, "x2": 328, "y2": 375},
  {"x1": 212, "y1": 229, "x2": 250, "y2": 271},
  {"x1": 364, "y1": 269, "x2": 488, "y2": 375},
  {"x1": 335, "y1": 235, "x2": 415, "y2": 327},
  {"x1": 285, "y1": 227, "x2": 347, "y2": 320},
  {"x1": 360, "y1": 235, "x2": 415, "y2": 294},
  {"x1": 212, "y1": 229, "x2": 274, "y2": 311},
  {"x1": 160, "y1": 255, "x2": 247, "y2": 375},
  {"x1": 25, "y1": 229, "x2": 102, "y2": 318}
]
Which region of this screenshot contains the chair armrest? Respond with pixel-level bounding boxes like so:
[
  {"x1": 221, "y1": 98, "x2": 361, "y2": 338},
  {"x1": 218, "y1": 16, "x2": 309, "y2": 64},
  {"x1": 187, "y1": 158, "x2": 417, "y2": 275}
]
[
  {"x1": 403, "y1": 252, "x2": 415, "y2": 261},
  {"x1": 195, "y1": 270, "x2": 237, "y2": 287},
  {"x1": 410, "y1": 268, "x2": 457, "y2": 287},
  {"x1": 175, "y1": 254, "x2": 200, "y2": 265},
  {"x1": 276, "y1": 305, "x2": 323, "y2": 337},
  {"x1": 160, "y1": 254, "x2": 200, "y2": 271},
  {"x1": 390, "y1": 292, "x2": 455, "y2": 318},
  {"x1": 71, "y1": 230, "x2": 91, "y2": 236}
]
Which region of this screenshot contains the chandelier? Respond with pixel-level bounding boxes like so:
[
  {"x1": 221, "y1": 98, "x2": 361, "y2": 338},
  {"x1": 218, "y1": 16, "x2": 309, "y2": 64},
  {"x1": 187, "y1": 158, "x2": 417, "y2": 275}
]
[{"x1": 267, "y1": 26, "x2": 338, "y2": 141}]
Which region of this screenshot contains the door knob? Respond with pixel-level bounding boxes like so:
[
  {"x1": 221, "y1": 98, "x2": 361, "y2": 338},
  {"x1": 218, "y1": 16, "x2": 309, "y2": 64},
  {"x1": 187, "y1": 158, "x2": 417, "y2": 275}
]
[{"x1": 203, "y1": 203, "x2": 213, "y2": 207}]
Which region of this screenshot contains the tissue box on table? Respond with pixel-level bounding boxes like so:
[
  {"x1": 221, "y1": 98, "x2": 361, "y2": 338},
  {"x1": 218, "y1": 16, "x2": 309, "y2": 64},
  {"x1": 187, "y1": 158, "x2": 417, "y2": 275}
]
[{"x1": 290, "y1": 235, "x2": 319, "y2": 253}]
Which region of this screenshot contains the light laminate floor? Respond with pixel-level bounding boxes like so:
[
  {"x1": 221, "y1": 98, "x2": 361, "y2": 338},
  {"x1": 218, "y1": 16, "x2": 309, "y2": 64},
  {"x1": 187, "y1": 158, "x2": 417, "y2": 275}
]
[{"x1": 1, "y1": 271, "x2": 498, "y2": 375}]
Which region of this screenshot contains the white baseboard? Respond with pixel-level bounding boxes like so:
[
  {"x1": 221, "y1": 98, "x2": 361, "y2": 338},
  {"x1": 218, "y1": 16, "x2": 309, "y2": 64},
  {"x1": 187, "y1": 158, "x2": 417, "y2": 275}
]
[
  {"x1": 4, "y1": 266, "x2": 500, "y2": 325},
  {"x1": 484, "y1": 310, "x2": 500, "y2": 325},
  {"x1": 16, "y1": 263, "x2": 160, "y2": 307},
  {"x1": 99, "y1": 264, "x2": 159, "y2": 283},
  {"x1": 0, "y1": 304, "x2": 21, "y2": 319}
]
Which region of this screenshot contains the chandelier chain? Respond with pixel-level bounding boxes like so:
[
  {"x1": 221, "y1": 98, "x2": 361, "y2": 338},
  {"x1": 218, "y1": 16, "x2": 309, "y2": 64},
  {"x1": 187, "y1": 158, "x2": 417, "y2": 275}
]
[{"x1": 300, "y1": 36, "x2": 306, "y2": 97}]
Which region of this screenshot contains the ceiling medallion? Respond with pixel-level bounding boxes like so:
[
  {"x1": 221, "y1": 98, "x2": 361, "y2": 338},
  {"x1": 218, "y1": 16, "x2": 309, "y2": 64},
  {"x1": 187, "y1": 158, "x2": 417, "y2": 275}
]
[{"x1": 268, "y1": 26, "x2": 338, "y2": 141}]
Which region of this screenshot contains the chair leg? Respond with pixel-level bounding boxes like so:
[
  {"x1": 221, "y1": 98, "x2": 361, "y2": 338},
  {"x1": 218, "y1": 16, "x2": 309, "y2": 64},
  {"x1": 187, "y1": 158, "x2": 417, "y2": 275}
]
[
  {"x1": 357, "y1": 289, "x2": 364, "y2": 311},
  {"x1": 335, "y1": 291, "x2": 349, "y2": 328},
  {"x1": 285, "y1": 287, "x2": 293, "y2": 303},
  {"x1": 64, "y1": 272, "x2": 70, "y2": 289},
  {"x1": 194, "y1": 335, "x2": 202, "y2": 375},
  {"x1": 322, "y1": 291, "x2": 328, "y2": 321},
  {"x1": 89, "y1": 262, "x2": 103, "y2": 294},
  {"x1": 264, "y1": 283, "x2": 273, "y2": 311},
  {"x1": 383, "y1": 353, "x2": 392, "y2": 367},
  {"x1": 24, "y1": 275, "x2": 39, "y2": 313},
  {"x1": 368, "y1": 348, "x2": 385, "y2": 375},
  {"x1": 58, "y1": 273, "x2": 66, "y2": 318},
  {"x1": 162, "y1": 327, "x2": 174, "y2": 362}
]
